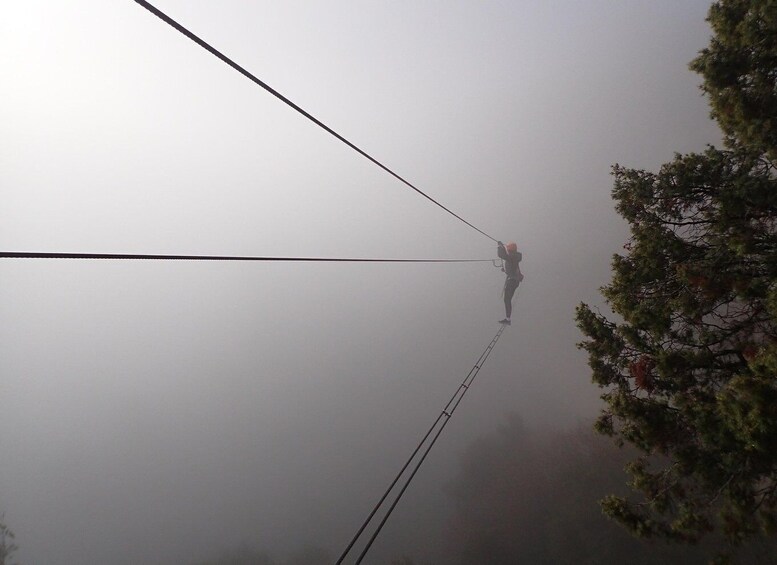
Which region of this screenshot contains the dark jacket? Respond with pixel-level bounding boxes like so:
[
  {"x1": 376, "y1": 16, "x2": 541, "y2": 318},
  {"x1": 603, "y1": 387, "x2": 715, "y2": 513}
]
[{"x1": 497, "y1": 245, "x2": 523, "y2": 281}]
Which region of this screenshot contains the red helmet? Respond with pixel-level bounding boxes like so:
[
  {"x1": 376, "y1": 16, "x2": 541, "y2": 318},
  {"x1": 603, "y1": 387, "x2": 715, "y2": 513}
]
[{"x1": 506, "y1": 242, "x2": 518, "y2": 253}]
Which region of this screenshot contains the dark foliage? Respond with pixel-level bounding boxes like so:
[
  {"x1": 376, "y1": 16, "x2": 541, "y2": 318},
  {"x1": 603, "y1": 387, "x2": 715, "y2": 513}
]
[
  {"x1": 0, "y1": 515, "x2": 18, "y2": 565},
  {"x1": 576, "y1": 0, "x2": 777, "y2": 558},
  {"x1": 690, "y1": 0, "x2": 777, "y2": 157},
  {"x1": 444, "y1": 417, "x2": 736, "y2": 564}
]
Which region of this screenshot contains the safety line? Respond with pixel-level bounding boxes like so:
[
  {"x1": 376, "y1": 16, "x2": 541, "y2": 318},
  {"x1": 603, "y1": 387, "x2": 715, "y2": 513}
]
[
  {"x1": 0, "y1": 252, "x2": 492, "y2": 263},
  {"x1": 337, "y1": 323, "x2": 507, "y2": 564},
  {"x1": 132, "y1": 0, "x2": 498, "y2": 244}
]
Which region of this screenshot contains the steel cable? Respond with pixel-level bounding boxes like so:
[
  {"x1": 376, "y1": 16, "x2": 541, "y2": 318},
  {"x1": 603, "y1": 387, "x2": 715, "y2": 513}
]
[
  {"x1": 132, "y1": 0, "x2": 498, "y2": 243},
  {"x1": 337, "y1": 323, "x2": 507, "y2": 564},
  {"x1": 0, "y1": 252, "x2": 492, "y2": 263}
]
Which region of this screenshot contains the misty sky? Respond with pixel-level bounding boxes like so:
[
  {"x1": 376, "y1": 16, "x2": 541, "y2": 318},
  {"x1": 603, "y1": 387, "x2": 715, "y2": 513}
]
[{"x1": 1, "y1": 2, "x2": 723, "y2": 563}]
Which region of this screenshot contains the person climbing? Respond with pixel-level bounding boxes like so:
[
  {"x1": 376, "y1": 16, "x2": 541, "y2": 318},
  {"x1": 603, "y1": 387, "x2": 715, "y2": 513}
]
[{"x1": 497, "y1": 241, "x2": 523, "y2": 325}]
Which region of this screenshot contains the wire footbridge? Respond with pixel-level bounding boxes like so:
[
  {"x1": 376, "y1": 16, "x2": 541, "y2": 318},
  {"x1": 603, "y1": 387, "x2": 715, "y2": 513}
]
[
  {"x1": 336, "y1": 324, "x2": 507, "y2": 563},
  {"x1": 2, "y1": 2, "x2": 518, "y2": 562}
]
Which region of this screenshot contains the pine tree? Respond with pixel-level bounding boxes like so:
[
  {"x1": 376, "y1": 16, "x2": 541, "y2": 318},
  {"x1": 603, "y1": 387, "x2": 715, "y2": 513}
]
[
  {"x1": 576, "y1": 0, "x2": 777, "y2": 554},
  {"x1": 690, "y1": 0, "x2": 777, "y2": 158}
]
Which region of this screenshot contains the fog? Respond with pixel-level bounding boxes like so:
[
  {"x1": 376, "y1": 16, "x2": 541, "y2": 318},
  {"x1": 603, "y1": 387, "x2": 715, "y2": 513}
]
[{"x1": 1, "y1": 1, "x2": 721, "y2": 563}]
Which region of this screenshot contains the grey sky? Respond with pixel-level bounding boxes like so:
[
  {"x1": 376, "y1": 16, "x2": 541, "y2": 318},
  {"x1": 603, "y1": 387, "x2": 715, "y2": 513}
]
[{"x1": 2, "y1": 1, "x2": 721, "y2": 563}]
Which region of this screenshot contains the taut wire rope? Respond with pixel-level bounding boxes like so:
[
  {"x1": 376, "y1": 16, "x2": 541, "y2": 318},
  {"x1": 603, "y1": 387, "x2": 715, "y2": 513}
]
[
  {"x1": 132, "y1": 0, "x2": 498, "y2": 244},
  {"x1": 0, "y1": 252, "x2": 492, "y2": 263},
  {"x1": 337, "y1": 323, "x2": 507, "y2": 564}
]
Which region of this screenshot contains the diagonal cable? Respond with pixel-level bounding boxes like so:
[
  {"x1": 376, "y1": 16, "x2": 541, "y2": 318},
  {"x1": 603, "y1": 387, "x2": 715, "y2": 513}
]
[
  {"x1": 337, "y1": 323, "x2": 507, "y2": 564},
  {"x1": 132, "y1": 0, "x2": 498, "y2": 243}
]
